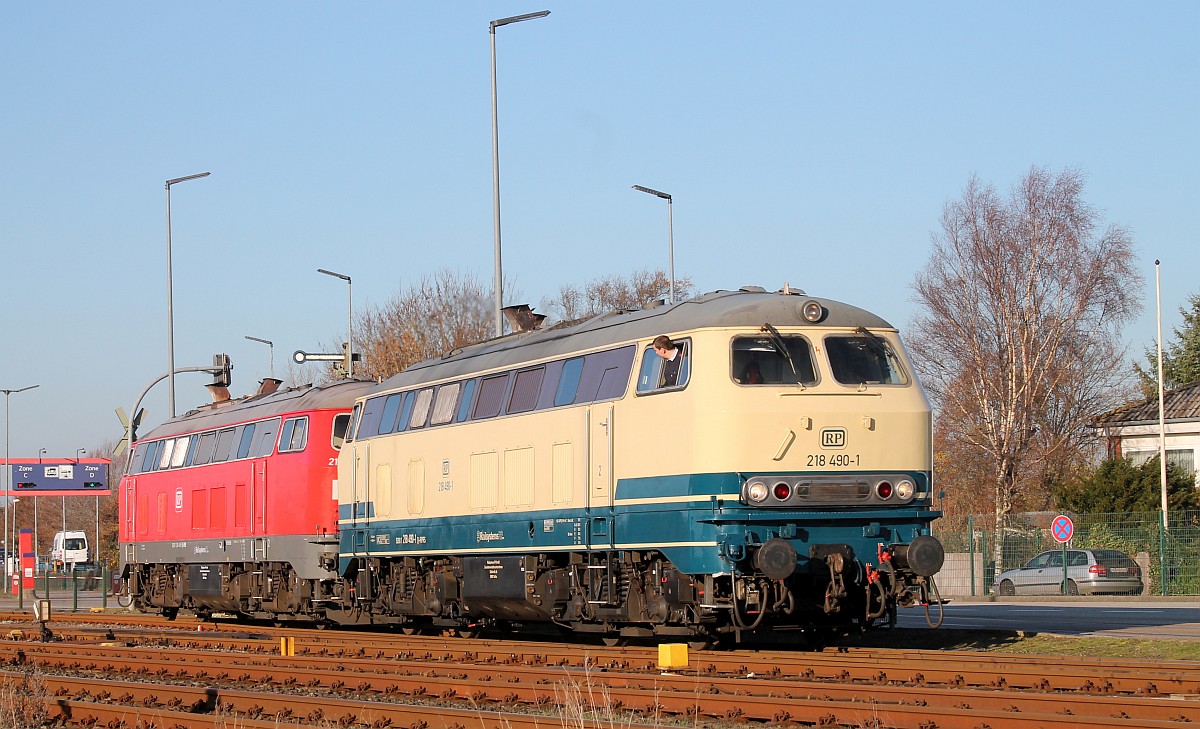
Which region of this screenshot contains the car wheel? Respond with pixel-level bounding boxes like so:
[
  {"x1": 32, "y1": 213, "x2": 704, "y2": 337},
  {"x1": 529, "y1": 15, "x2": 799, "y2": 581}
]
[
  {"x1": 1064, "y1": 579, "x2": 1079, "y2": 596},
  {"x1": 998, "y1": 580, "x2": 1015, "y2": 596}
]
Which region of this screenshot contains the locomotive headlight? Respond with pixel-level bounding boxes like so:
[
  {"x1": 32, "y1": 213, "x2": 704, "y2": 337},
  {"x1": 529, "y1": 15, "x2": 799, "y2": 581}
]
[
  {"x1": 746, "y1": 481, "x2": 769, "y2": 503},
  {"x1": 801, "y1": 299, "x2": 826, "y2": 323},
  {"x1": 876, "y1": 481, "x2": 893, "y2": 499},
  {"x1": 773, "y1": 482, "x2": 792, "y2": 500},
  {"x1": 895, "y1": 479, "x2": 915, "y2": 500}
]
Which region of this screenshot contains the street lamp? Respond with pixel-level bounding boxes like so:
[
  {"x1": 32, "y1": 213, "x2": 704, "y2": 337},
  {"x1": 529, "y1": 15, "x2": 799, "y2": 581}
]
[
  {"x1": 490, "y1": 10, "x2": 551, "y2": 338},
  {"x1": 37, "y1": 448, "x2": 45, "y2": 568},
  {"x1": 245, "y1": 336, "x2": 275, "y2": 379},
  {"x1": 317, "y1": 269, "x2": 353, "y2": 379},
  {"x1": 1, "y1": 383, "x2": 38, "y2": 582},
  {"x1": 166, "y1": 171, "x2": 212, "y2": 418},
  {"x1": 632, "y1": 185, "x2": 676, "y2": 304}
]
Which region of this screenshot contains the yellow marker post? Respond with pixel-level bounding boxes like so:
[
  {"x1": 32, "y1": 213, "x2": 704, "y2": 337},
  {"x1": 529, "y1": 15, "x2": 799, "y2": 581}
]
[{"x1": 280, "y1": 636, "x2": 295, "y2": 656}]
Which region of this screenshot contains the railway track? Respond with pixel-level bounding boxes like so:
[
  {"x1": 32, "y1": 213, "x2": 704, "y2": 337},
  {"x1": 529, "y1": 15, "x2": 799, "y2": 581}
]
[{"x1": 2, "y1": 612, "x2": 1198, "y2": 728}]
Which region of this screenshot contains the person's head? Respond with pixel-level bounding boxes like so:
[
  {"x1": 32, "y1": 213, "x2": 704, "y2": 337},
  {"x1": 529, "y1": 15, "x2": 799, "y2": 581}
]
[
  {"x1": 652, "y1": 335, "x2": 676, "y2": 359},
  {"x1": 745, "y1": 361, "x2": 763, "y2": 384}
]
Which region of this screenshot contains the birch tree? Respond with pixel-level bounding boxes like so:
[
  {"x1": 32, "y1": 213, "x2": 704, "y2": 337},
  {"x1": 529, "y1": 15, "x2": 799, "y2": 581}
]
[{"x1": 909, "y1": 167, "x2": 1141, "y2": 572}]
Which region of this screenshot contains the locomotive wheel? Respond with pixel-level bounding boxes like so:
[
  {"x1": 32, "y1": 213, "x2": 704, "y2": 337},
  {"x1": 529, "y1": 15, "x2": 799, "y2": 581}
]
[{"x1": 601, "y1": 636, "x2": 627, "y2": 647}]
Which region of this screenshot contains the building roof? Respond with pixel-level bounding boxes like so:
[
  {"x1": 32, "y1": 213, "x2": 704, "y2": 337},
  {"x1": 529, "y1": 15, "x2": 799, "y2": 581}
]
[{"x1": 1093, "y1": 380, "x2": 1200, "y2": 427}]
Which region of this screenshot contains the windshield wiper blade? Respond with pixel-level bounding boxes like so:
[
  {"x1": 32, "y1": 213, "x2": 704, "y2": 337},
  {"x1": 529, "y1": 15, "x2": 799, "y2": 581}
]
[
  {"x1": 761, "y1": 323, "x2": 797, "y2": 375},
  {"x1": 855, "y1": 326, "x2": 890, "y2": 358}
]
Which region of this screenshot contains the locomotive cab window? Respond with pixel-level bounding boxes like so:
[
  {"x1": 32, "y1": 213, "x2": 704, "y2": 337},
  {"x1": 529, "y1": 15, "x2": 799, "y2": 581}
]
[
  {"x1": 636, "y1": 339, "x2": 690, "y2": 394},
  {"x1": 345, "y1": 402, "x2": 362, "y2": 443},
  {"x1": 279, "y1": 416, "x2": 309, "y2": 453},
  {"x1": 825, "y1": 332, "x2": 907, "y2": 385},
  {"x1": 331, "y1": 413, "x2": 351, "y2": 449},
  {"x1": 732, "y1": 335, "x2": 817, "y2": 385},
  {"x1": 378, "y1": 393, "x2": 404, "y2": 435}
]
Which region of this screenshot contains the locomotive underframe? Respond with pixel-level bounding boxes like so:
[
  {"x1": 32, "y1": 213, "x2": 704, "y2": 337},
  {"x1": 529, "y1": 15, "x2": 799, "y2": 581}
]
[
  {"x1": 122, "y1": 536, "x2": 939, "y2": 641},
  {"x1": 124, "y1": 560, "x2": 338, "y2": 622},
  {"x1": 323, "y1": 543, "x2": 936, "y2": 641}
]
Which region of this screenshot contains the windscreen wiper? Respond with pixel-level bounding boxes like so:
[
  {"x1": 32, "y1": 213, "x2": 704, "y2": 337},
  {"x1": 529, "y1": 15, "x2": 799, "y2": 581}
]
[
  {"x1": 761, "y1": 323, "x2": 797, "y2": 375},
  {"x1": 855, "y1": 326, "x2": 890, "y2": 358}
]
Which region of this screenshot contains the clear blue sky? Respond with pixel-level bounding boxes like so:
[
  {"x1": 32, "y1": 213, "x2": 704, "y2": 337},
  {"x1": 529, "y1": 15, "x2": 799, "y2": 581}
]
[{"x1": 2, "y1": 3, "x2": 1196, "y2": 460}]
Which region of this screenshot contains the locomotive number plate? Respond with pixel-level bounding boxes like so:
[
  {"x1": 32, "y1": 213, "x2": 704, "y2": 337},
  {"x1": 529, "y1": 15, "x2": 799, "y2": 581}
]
[{"x1": 807, "y1": 453, "x2": 861, "y2": 467}]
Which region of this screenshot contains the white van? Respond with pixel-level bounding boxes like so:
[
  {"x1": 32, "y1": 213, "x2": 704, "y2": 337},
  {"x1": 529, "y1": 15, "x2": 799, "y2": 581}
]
[{"x1": 51, "y1": 531, "x2": 88, "y2": 570}]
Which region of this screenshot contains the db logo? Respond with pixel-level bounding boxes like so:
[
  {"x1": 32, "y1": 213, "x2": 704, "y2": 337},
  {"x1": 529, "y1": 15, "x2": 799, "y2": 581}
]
[{"x1": 820, "y1": 428, "x2": 846, "y2": 449}]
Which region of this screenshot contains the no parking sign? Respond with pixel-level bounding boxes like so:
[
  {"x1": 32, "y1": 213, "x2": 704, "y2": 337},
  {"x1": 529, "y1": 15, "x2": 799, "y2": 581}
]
[{"x1": 1051, "y1": 514, "x2": 1074, "y2": 544}]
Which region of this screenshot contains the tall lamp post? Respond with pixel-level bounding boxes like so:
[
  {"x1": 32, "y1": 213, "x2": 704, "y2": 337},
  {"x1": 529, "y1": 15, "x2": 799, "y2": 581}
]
[
  {"x1": 77, "y1": 446, "x2": 97, "y2": 569},
  {"x1": 166, "y1": 171, "x2": 212, "y2": 418},
  {"x1": 36, "y1": 447, "x2": 45, "y2": 570},
  {"x1": 317, "y1": 269, "x2": 353, "y2": 378},
  {"x1": 2, "y1": 383, "x2": 38, "y2": 582},
  {"x1": 632, "y1": 185, "x2": 675, "y2": 304},
  {"x1": 490, "y1": 10, "x2": 550, "y2": 337},
  {"x1": 245, "y1": 336, "x2": 275, "y2": 379}
]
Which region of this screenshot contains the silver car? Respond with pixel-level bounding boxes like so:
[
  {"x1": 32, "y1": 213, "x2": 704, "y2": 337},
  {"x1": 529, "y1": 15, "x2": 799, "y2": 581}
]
[{"x1": 994, "y1": 549, "x2": 1143, "y2": 596}]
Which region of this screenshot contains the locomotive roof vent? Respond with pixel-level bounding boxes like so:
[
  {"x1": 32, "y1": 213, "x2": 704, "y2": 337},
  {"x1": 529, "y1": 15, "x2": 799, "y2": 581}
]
[
  {"x1": 205, "y1": 384, "x2": 231, "y2": 404},
  {"x1": 502, "y1": 304, "x2": 546, "y2": 333},
  {"x1": 642, "y1": 298, "x2": 666, "y2": 309},
  {"x1": 256, "y1": 378, "x2": 283, "y2": 397}
]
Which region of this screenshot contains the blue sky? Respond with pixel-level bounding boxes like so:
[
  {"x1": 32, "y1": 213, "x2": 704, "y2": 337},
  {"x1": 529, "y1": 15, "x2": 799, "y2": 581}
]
[{"x1": 1, "y1": 3, "x2": 1197, "y2": 460}]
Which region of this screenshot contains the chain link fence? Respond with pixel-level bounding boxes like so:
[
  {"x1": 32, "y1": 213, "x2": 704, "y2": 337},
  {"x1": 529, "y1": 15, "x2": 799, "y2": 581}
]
[{"x1": 933, "y1": 510, "x2": 1200, "y2": 597}]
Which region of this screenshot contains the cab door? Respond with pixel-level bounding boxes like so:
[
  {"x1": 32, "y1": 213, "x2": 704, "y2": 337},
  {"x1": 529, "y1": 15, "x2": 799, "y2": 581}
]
[
  {"x1": 587, "y1": 404, "x2": 614, "y2": 548},
  {"x1": 347, "y1": 442, "x2": 371, "y2": 556},
  {"x1": 251, "y1": 459, "x2": 267, "y2": 560}
]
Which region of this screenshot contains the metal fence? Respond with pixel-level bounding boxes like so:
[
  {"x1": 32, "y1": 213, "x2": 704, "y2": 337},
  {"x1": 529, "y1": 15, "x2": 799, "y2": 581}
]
[{"x1": 932, "y1": 510, "x2": 1200, "y2": 597}]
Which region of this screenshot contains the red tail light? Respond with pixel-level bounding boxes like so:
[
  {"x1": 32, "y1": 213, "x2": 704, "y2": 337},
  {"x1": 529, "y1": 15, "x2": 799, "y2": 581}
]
[
  {"x1": 1089, "y1": 565, "x2": 1107, "y2": 576},
  {"x1": 773, "y1": 482, "x2": 791, "y2": 500}
]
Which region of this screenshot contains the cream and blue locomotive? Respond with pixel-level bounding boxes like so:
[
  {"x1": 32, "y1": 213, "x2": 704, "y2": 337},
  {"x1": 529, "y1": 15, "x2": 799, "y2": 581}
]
[{"x1": 331, "y1": 286, "x2": 943, "y2": 642}]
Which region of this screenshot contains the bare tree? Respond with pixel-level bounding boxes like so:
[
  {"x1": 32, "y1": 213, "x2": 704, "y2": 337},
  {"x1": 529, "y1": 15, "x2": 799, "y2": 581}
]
[
  {"x1": 541, "y1": 268, "x2": 693, "y2": 322},
  {"x1": 350, "y1": 269, "x2": 494, "y2": 381},
  {"x1": 909, "y1": 167, "x2": 1141, "y2": 571}
]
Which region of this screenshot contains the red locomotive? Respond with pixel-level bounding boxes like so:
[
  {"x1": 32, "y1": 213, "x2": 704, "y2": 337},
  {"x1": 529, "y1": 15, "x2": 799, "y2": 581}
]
[{"x1": 118, "y1": 378, "x2": 372, "y2": 620}]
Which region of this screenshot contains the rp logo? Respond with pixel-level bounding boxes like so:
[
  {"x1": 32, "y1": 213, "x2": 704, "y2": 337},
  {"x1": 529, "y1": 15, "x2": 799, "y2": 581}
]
[{"x1": 820, "y1": 428, "x2": 846, "y2": 449}]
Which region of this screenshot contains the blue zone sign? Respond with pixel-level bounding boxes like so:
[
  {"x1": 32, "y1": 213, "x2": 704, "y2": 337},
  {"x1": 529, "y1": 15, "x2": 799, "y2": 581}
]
[{"x1": 3, "y1": 461, "x2": 110, "y2": 496}]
